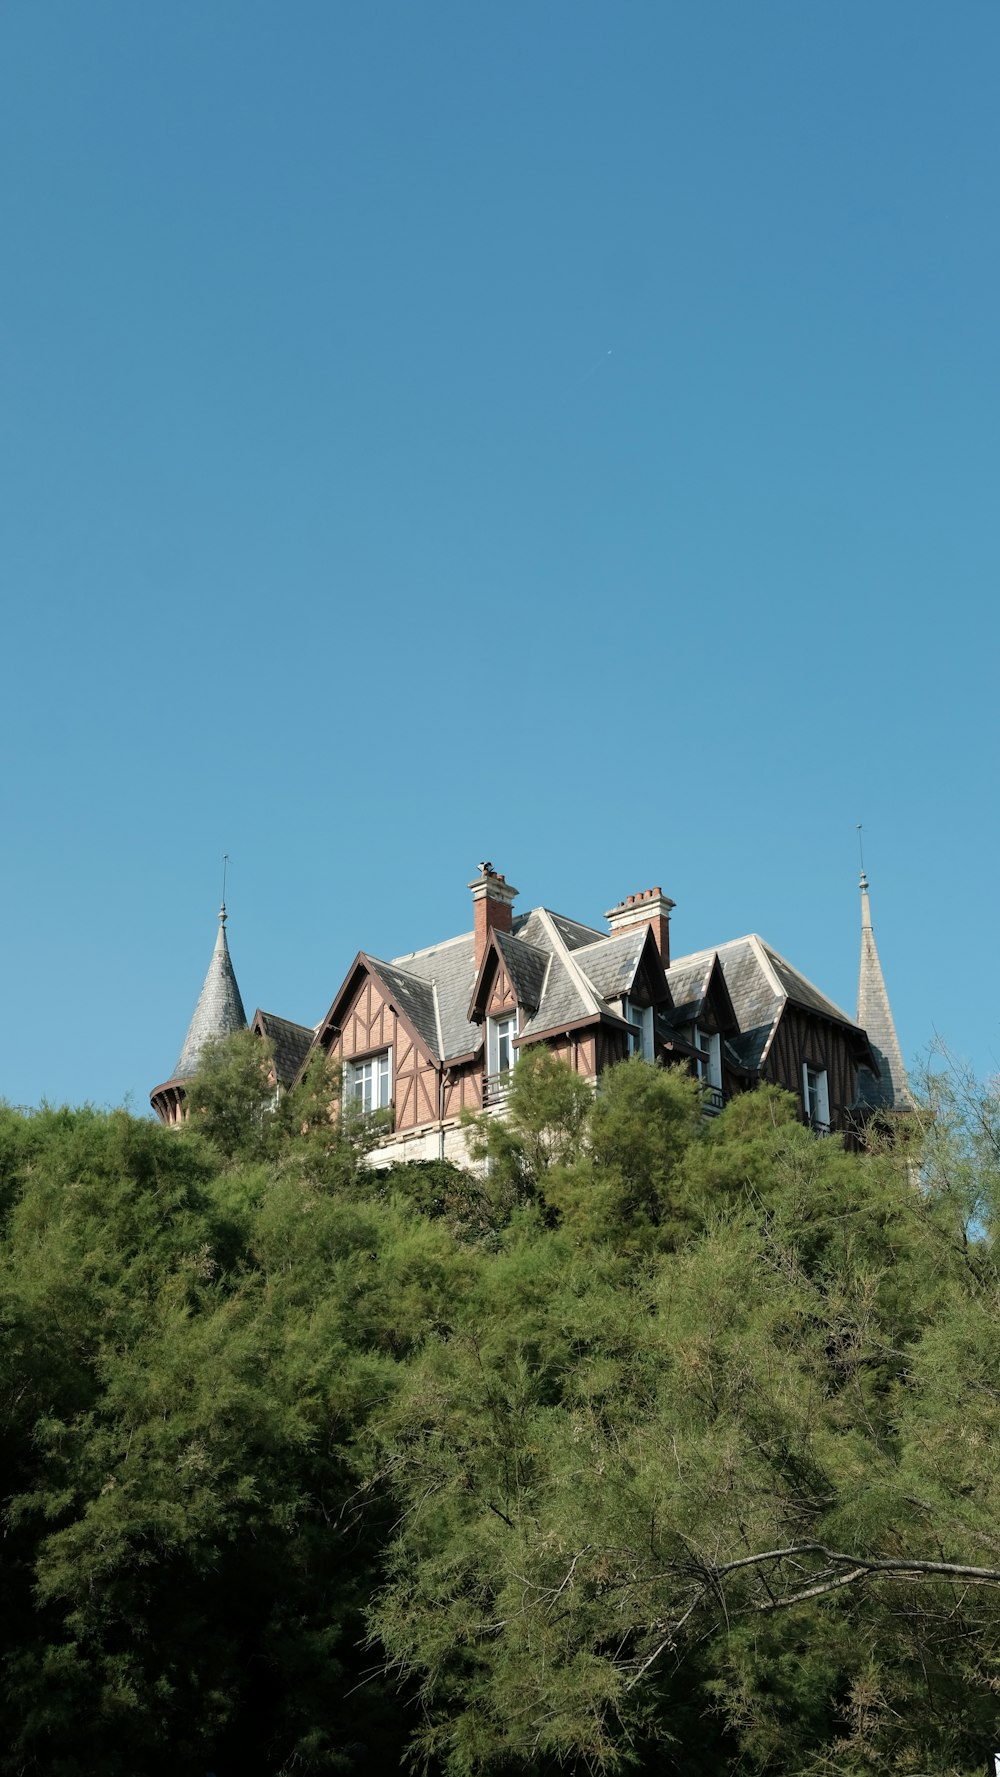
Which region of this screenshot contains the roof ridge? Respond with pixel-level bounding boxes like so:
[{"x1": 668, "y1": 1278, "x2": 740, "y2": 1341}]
[
  {"x1": 575, "y1": 928, "x2": 643, "y2": 954},
  {"x1": 748, "y1": 934, "x2": 787, "y2": 1002},
  {"x1": 371, "y1": 952, "x2": 436, "y2": 985},
  {"x1": 256, "y1": 1009, "x2": 313, "y2": 1034},
  {"x1": 543, "y1": 908, "x2": 606, "y2": 941},
  {"x1": 392, "y1": 930, "x2": 473, "y2": 964},
  {"x1": 667, "y1": 942, "x2": 718, "y2": 971},
  {"x1": 744, "y1": 935, "x2": 802, "y2": 1071},
  {"x1": 670, "y1": 933, "x2": 766, "y2": 970},
  {"x1": 534, "y1": 907, "x2": 603, "y2": 1017},
  {"x1": 756, "y1": 1014, "x2": 782, "y2": 1070},
  {"x1": 759, "y1": 936, "x2": 856, "y2": 1026}
]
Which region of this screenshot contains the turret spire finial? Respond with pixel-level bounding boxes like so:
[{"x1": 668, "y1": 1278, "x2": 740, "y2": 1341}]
[
  {"x1": 149, "y1": 875, "x2": 248, "y2": 1121},
  {"x1": 857, "y1": 823, "x2": 867, "y2": 891},
  {"x1": 855, "y1": 838, "x2": 910, "y2": 1111}
]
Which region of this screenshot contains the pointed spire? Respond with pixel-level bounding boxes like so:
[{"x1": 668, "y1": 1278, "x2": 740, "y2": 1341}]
[
  {"x1": 172, "y1": 902, "x2": 248, "y2": 1079},
  {"x1": 856, "y1": 868, "x2": 911, "y2": 1111}
]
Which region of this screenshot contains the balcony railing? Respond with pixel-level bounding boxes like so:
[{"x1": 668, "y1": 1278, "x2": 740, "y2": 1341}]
[
  {"x1": 484, "y1": 1068, "x2": 733, "y2": 1119},
  {"x1": 345, "y1": 1101, "x2": 395, "y2": 1137},
  {"x1": 484, "y1": 1071, "x2": 514, "y2": 1107}
]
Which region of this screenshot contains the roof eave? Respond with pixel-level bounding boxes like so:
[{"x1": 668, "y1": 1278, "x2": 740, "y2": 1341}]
[{"x1": 518, "y1": 1009, "x2": 631, "y2": 1048}]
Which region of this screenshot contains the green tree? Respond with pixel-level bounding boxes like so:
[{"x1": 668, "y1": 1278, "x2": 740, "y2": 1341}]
[
  {"x1": 182, "y1": 1026, "x2": 278, "y2": 1162},
  {"x1": 463, "y1": 1044, "x2": 592, "y2": 1220},
  {"x1": 547, "y1": 1055, "x2": 703, "y2": 1248},
  {"x1": 7, "y1": 1053, "x2": 1000, "y2": 1777},
  {"x1": 0, "y1": 1098, "x2": 425, "y2": 1773},
  {"x1": 370, "y1": 1073, "x2": 1000, "y2": 1776}
]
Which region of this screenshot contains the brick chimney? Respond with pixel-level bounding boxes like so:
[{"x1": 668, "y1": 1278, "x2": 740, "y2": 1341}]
[
  {"x1": 605, "y1": 886, "x2": 675, "y2": 967},
  {"x1": 469, "y1": 864, "x2": 519, "y2": 969}
]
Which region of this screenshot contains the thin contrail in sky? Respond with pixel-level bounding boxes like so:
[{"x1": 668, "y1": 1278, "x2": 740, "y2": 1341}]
[{"x1": 563, "y1": 349, "x2": 613, "y2": 395}]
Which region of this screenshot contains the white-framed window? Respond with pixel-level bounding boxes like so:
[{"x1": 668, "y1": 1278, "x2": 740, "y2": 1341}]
[
  {"x1": 623, "y1": 997, "x2": 654, "y2": 1061},
  {"x1": 694, "y1": 1027, "x2": 722, "y2": 1089},
  {"x1": 802, "y1": 1063, "x2": 830, "y2": 1132},
  {"x1": 350, "y1": 1048, "x2": 392, "y2": 1113},
  {"x1": 487, "y1": 1011, "x2": 518, "y2": 1076}
]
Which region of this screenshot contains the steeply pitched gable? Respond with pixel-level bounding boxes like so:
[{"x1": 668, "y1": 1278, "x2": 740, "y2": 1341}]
[
  {"x1": 468, "y1": 927, "x2": 550, "y2": 1025},
  {"x1": 252, "y1": 1009, "x2": 316, "y2": 1087},
  {"x1": 311, "y1": 952, "x2": 439, "y2": 1074},
  {"x1": 570, "y1": 924, "x2": 669, "y2": 1007},
  {"x1": 311, "y1": 934, "x2": 486, "y2": 1083},
  {"x1": 666, "y1": 934, "x2": 877, "y2": 1076}
]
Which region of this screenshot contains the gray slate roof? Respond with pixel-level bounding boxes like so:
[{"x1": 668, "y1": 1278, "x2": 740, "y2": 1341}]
[
  {"x1": 666, "y1": 934, "x2": 863, "y2": 1074},
  {"x1": 856, "y1": 878, "x2": 913, "y2": 1111},
  {"x1": 255, "y1": 1011, "x2": 315, "y2": 1087},
  {"x1": 377, "y1": 909, "x2": 631, "y2": 1064},
  {"x1": 173, "y1": 912, "x2": 247, "y2": 1080},
  {"x1": 660, "y1": 955, "x2": 714, "y2": 1023},
  {"x1": 314, "y1": 900, "x2": 883, "y2": 1093},
  {"x1": 384, "y1": 932, "x2": 481, "y2": 1062},
  {"x1": 495, "y1": 930, "x2": 549, "y2": 1012},
  {"x1": 516, "y1": 908, "x2": 609, "y2": 1035},
  {"x1": 546, "y1": 912, "x2": 607, "y2": 952},
  {"x1": 372, "y1": 958, "x2": 442, "y2": 1058},
  {"x1": 569, "y1": 928, "x2": 652, "y2": 1002}
]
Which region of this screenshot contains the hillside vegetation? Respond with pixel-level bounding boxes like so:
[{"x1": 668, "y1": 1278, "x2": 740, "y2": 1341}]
[{"x1": 2, "y1": 1041, "x2": 1000, "y2": 1776}]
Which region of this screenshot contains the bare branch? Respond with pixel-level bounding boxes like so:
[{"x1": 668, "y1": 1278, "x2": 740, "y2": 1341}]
[
  {"x1": 622, "y1": 1543, "x2": 1000, "y2": 1684},
  {"x1": 756, "y1": 1565, "x2": 870, "y2": 1611},
  {"x1": 625, "y1": 1593, "x2": 705, "y2": 1689},
  {"x1": 710, "y1": 1543, "x2": 1000, "y2": 1588}
]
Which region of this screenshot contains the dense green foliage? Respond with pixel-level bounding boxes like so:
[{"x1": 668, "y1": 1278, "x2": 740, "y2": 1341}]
[{"x1": 3, "y1": 1047, "x2": 1000, "y2": 1774}]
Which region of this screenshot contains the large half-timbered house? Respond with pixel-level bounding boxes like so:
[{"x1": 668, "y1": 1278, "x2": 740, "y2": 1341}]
[
  {"x1": 151, "y1": 863, "x2": 910, "y2": 1161},
  {"x1": 303, "y1": 873, "x2": 682, "y2": 1164}
]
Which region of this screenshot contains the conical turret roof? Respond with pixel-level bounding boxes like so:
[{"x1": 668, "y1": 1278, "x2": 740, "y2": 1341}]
[
  {"x1": 173, "y1": 905, "x2": 248, "y2": 1080},
  {"x1": 856, "y1": 873, "x2": 912, "y2": 1111}
]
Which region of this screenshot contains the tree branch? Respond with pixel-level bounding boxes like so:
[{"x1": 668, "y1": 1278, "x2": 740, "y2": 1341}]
[
  {"x1": 627, "y1": 1543, "x2": 1000, "y2": 1683},
  {"x1": 710, "y1": 1543, "x2": 1000, "y2": 1588}
]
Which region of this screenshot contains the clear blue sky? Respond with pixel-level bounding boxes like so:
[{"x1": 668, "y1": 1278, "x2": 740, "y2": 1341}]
[{"x1": 2, "y1": 1, "x2": 997, "y2": 1111}]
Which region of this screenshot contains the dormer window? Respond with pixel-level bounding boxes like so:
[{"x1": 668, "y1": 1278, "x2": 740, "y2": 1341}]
[
  {"x1": 487, "y1": 1012, "x2": 518, "y2": 1077},
  {"x1": 694, "y1": 1027, "x2": 722, "y2": 1090},
  {"x1": 623, "y1": 997, "x2": 654, "y2": 1061}
]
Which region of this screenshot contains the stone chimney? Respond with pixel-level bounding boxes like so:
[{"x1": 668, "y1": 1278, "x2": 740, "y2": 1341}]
[
  {"x1": 469, "y1": 864, "x2": 519, "y2": 969},
  {"x1": 605, "y1": 886, "x2": 675, "y2": 967}
]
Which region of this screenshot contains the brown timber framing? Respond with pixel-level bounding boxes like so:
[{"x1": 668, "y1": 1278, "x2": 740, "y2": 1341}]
[
  {"x1": 759, "y1": 1002, "x2": 876, "y2": 1134},
  {"x1": 161, "y1": 864, "x2": 903, "y2": 1155},
  {"x1": 468, "y1": 928, "x2": 535, "y2": 1027},
  {"x1": 305, "y1": 953, "x2": 448, "y2": 1134},
  {"x1": 296, "y1": 952, "x2": 878, "y2": 1148},
  {"x1": 485, "y1": 959, "x2": 517, "y2": 1020}
]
